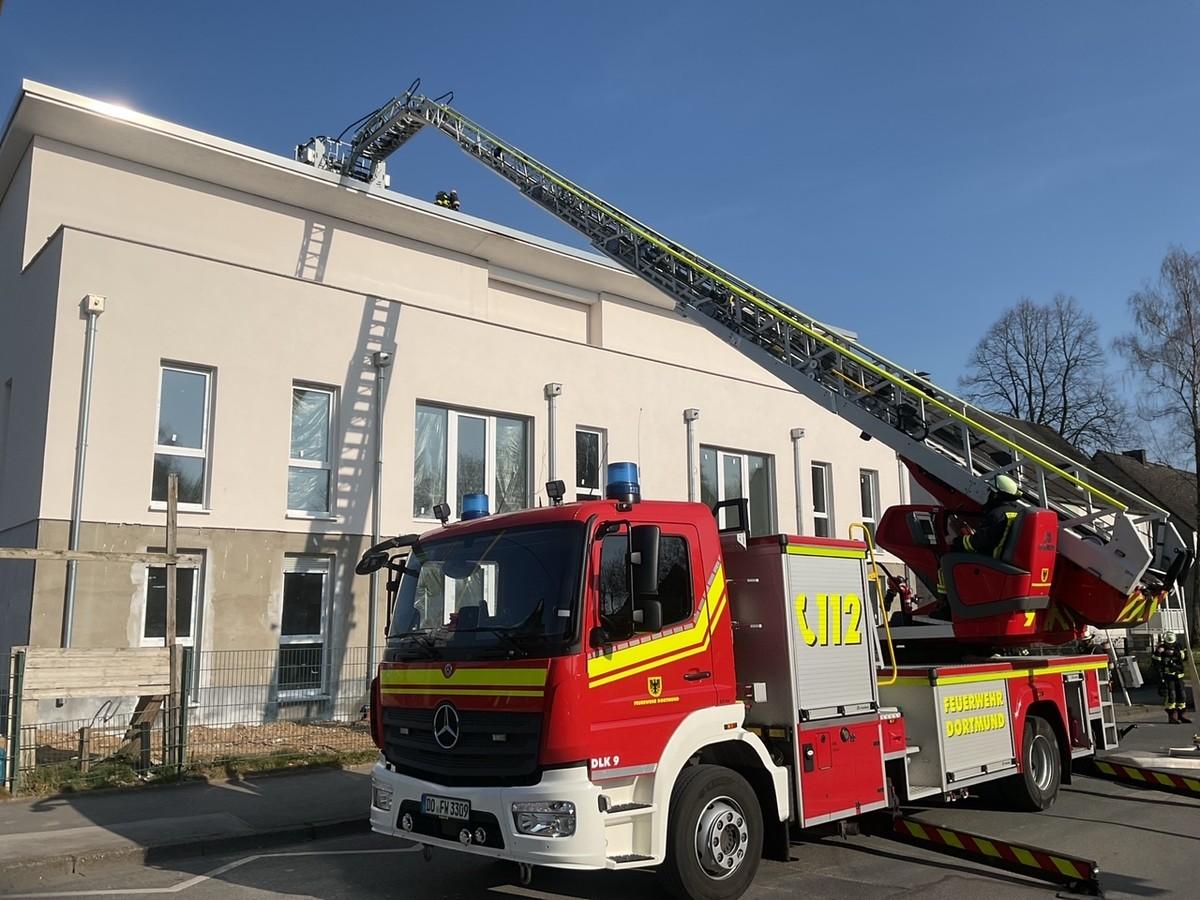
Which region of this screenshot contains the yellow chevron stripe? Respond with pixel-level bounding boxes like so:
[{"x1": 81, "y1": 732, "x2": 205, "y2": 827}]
[
  {"x1": 1184, "y1": 778, "x2": 1200, "y2": 792},
  {"x1": 1012, "y1": 847, "x2": 1038, "y2": 868},
  {"x1": 903, "y1": 821, "x2": 928, "y2": 839},
  {"x1": 1051, "y1": 856, "x2": 1082, "y2": 878},
  {"x1": 1095, "y1": 761, "x2": 1116, "y2": 775},
  {"x1": 937, "y1": 828, "x2": 964, "y2": 850},
  {"x1": 1154, "y1": 772, "x2": 1174, "y2": 786},
  {"x1": 380, "y1": 667, "x2": 547, "y2": 687},
  {"x1": 587, "y1": 564, "x2": 726, "y2": 686},
  {"x1": 974, "y1": 838, "x2": 1001, "y2": 858},
  {"x1": 1126, "y1": 767, "x2": 1146, "y2": 782}
]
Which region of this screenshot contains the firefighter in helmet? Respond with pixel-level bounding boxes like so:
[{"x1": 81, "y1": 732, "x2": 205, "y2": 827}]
[
  {"x1": 1154, "y1": 631, "x2": 1192, "y2": 723},
  {"x1": 434, "y1": 191, "x2": 452, "y2": 208},
  {"x1": 952, "y1": 473, "x2": 1023, "y2": 558}
]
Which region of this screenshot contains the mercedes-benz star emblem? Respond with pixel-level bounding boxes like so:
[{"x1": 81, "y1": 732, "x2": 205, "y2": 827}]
[{"x1": 432, "y1": 702, "x2": 461, "y2": 750}]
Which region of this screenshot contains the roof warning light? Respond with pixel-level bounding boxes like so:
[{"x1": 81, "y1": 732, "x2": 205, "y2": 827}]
[
  {"x1": 606, "y1": 462, "x2": 641, "y2": 504},
  {"x1": 461, "y1": 492, "x2": 490, "y2": 520}
]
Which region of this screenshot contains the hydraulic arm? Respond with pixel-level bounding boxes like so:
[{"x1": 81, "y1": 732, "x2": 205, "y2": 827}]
[{"x1": 295, "y1": 83, "x2": 1187, "y2": 633}]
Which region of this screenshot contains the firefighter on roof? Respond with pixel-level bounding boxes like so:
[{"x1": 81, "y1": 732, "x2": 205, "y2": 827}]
[{"x1": 1154, "y1": 632, "x2": 1192, "y2": 724}]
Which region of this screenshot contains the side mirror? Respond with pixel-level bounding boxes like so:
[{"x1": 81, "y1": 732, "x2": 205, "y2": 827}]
[
  {"x1": 630, "y1": 524, "x2": 660, "y2": 597},
  {"x1": 355, "y1": 551, "x2": 389, "y2": 576},
  {"x1": 633, "y1": 598, "x2": 663, "y2": 634}
]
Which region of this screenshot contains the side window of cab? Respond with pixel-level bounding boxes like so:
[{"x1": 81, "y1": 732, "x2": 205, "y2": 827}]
[{"x1": 596, "y1": 530, "x2": 695, "y2": 640}]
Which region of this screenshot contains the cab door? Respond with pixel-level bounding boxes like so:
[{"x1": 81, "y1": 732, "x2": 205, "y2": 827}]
[{"x1": 584, "y1": 520, "x2": 720, "y2": 781}]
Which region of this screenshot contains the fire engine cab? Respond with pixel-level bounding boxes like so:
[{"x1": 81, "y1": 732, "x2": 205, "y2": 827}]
[{"x1": 360, "y1": 464, "x2": 1116, "y2": 899}]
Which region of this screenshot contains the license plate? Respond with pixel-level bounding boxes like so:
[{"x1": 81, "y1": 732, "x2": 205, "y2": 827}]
[{"x1": 422, "y1": 793, "x2": 471, "y2": 820}]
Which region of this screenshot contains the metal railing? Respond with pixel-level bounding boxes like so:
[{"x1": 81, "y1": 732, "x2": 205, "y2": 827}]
[{"x1": 4, "y1": 646, "x2": 383, "y2": 795}]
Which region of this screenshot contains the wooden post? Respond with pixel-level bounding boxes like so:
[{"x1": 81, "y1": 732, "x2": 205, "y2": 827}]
[
  {"x1": 165, "y1": 473, "x2": 179, "y2": 775},
  {"x1": 77, "y1": 726, "x2": 90, "y2": 774}
]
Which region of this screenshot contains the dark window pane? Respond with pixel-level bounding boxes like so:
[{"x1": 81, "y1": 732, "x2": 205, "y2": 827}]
[
  {"x1": 281, "y1": 571, "x2": 324, "y2": 636},
  {"x1": 700, "y1": 447, "x2": 718, "y2": 509},
  {"x1": 457, "y1": 415, "x2": 486, "y2": 513},
  {"x1": 598, "y1": 534, "x2": 633, "y2": 641},
  {"x1": 152, "y1": 454, "x2": 205, "y2": 504},
  {"x1": 814, "y1": 517, "x2": 831, "y2": 538},
  {"x1": 576, "y1": 430, "x2": 600, "y2": 491},
  {"x1": 288, "y1": 467, "x2": 330, "y2": 512},
  {"x1": 656, "y1": 536, "x2": 692, "y2": 627},
  {"x1": 495, "y1": 416, "x2": 528, "y2": 513},
  {"x1": 144, "y1": 566, "x2": 196, "y2": 639},
  {"x1": 811, "y1": 464, "x2": 828, "y2": 514},
  {"x1": 747, "y1": 454, "x2": 771, "y2": 536},
  {"x1": 290, "y1": 389, "x2": 330, "y2": 461},
  {"x1": 723, "y1": 454, "x2": 743, "y2": 501},
  {"x1": 158, "y1": 369, "x2": 206, "y2": 449},
  {"x1": 860, "y1": 470, "x2": 876, "y2": 519},
  {"x1": 413, "y1": 405, "x2": 447, "y2": 517},
  {"x1": 278, "y1": 644, "x2": 323, "y2": 692}
]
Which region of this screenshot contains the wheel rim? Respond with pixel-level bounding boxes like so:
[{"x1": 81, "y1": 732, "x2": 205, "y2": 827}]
[
  {"x1": 693, "y1": 795, "x2": 750, "y2": 880},
  {"x1": 1029, "y1": 733, "x2": 1054, "y2": 792}
]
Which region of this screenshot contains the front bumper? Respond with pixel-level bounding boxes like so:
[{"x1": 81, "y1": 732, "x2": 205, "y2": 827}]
[{"x1": 370, "y1": 761, "x2": 608, "y2": 869}]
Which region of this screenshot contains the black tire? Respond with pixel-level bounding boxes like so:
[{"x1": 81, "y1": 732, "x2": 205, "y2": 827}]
[
  {"x1": 996, "y1": 715, "x2": 1061, "y2": 811},
  {"x1": 659, "y1": 764, "x2": 764, "y2": 900}
]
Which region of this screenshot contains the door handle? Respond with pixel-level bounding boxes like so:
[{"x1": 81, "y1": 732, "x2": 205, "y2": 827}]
[{"x1": 683, "y1": 670, "x2": 712, "y2": 681}]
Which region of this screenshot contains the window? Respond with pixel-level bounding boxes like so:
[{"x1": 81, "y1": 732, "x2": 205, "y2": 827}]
[
  {"x1": 288, "y1": 385, "x2": 334, "y2": 515},
  {"x1": 279, "y1": 558, "x2": 329, "y2": 695},
  {"x1": 859, "y1": 469, "x2": 880, "y2": 541},
  {"x1": 811, "y1": 462, "x2": 833, "y2": 538},
  {"x1": 141, "y1": 556, "x2": 202, "y2": 646},
  {"x1": 413, "y1": 403, "x2": 530, "y2": 518},
  {"x1": 597, "y1": 532, "x2": 693, "y2": 642},
  {"x1": 575, "y1": 427, "x2": 606, "y2": 500},
  {"x1": 700, "y1": 446, "x2": 774, "y2": 536},
  {"x1": 153, "y1": 365, "x2": 211, "y2": 506}
]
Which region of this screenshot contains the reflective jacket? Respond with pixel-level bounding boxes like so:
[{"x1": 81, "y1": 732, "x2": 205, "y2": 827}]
[{"x1": 1154, "y1": 643, "x2": 1187, "y2": 678}]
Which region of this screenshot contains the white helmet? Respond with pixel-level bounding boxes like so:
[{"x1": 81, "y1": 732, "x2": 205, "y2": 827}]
[
  {"x1": 1164, "y1": 631, "x2": 1177, "y2": 644},
  {"x1": 991, "y1": 473, "x2": 1021, "y2": 498}
]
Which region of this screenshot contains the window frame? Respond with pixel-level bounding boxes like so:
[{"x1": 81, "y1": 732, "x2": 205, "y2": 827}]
[
  {"x1": 278, "y1": 556, "x2": 332, "y2": 699},
  {"x1": 574, "y1": 426, "x2": 607, "y2": 501},
  {"x1": 287, "y1": 383, "x2": 337, "y2": 518},
  {"x1": 152, "y1": 363, "x2": 213, "y2": 510},
  {"x1": 139, "y1": 553, "x2": 204, "y2": 648},
  {"x1": 859, "y1": 468, "x2": 880, "y2": 539},
  {"x1": 413, "y1": 402, "x2": 531, "y2": 520},
  {"x1": 699, "y1": 444, "x2": 776, "y2": 535},
  {"x1": 811, "y1": 461, "x2": 834, "y2": 538}
]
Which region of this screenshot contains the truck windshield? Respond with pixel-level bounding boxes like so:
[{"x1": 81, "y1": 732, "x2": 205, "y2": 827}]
[{"x1": 387, "y1": 522, "x2": 586, "y2": 659}]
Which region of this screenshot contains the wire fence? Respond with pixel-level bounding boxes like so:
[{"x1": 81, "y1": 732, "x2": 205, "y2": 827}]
[{"x1": 4, "y1": 646, "x2": 383, "y2": 795}]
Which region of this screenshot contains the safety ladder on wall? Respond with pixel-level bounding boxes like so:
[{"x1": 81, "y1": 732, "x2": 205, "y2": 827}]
[{"x1": 295, "y1": 85, "x2": 1178, "y2": 599}]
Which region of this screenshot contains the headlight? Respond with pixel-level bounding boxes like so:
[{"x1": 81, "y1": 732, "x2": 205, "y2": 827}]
[
  {"x1": 511, "y1": 800, "x2": 576, "y2": 837},
  {"x1": 372, "y1": 784, "x2": 394, "y2": 812}
]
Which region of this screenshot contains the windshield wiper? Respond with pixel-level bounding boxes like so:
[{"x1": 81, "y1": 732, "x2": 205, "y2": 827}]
[{"x1": 392, "y1": 630, "x2": 441, "y2": 659}]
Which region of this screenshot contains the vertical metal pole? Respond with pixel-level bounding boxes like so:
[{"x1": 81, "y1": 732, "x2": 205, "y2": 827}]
[
  {"x1": 368, "y1": 351, "x2": 393, "y2": 690},
  {"x1": 790, "y1": 428, "x2": 806, "y2": 534},
  {"x1": 684, "y1": 409, "x2": 700, "y2": 502},
  {"x1": 544, "y1": 383, "x2": 562, "y2": 484},
  {"x1": 7, "y1": 650, "x2": 24, "y2": 792},
  {"x1": 63, "y1": 294, "x2": 105, "y2": 647},
  {"x1": 178, "y1": 646, "x2": 192, "y2": 773},
  {"x1": 165, "y1": 473, "x2": 178, "y2": 776}
]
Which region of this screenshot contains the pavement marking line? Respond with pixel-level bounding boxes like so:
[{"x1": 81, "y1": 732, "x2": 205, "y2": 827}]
[{"x1": 2, "y1": 847, "x2": 421, "y2": 899}]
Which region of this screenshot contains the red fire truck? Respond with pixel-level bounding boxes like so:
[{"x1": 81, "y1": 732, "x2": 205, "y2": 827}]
[
  {"x1": 306, "y1": 86, "x2": 1192, "y2": 898},
  {"x1": 356, "y1": 466, "x2": 1139, "y2": 898}
]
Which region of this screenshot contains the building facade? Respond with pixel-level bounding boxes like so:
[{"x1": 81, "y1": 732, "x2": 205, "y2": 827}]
[{"x1": 0, "y1": 83, "x2": 908, "y2": 691}]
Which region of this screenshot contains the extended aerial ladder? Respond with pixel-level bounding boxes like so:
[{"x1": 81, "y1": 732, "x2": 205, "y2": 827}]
[{"x1": 296, "y1": 81, "x2": 1188, "y2": 642}]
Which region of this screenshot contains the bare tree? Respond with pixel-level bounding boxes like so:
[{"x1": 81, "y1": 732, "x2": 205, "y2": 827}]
[
  {"x1": 1116, "y1": 245, "x2": 1200, "y2": 633},
  {"x1": 959, "y1": 294, "x2": 1129, "y2": 453}
]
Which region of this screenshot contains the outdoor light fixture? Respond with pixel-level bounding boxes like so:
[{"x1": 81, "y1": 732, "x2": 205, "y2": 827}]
[
  {"x1": 860, "y1": 431, "x2": 872, "y2": 442},
  {"x1": 433, "y1": 502, "x2": 451, "y2": 525},
  {"x1": 546, "y1": 479, "x2": 566, "y2": 506}
]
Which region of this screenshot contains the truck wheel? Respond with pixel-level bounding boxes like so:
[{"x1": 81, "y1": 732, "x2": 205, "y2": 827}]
[
  {"x1": 1006, "y1": 715, "x2": 1061, "y2": 811},
  {"x1": 660, "y1": 764, "x2": 763, "y2": 900}
]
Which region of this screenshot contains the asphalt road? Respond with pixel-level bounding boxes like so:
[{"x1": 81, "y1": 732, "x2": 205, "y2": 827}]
[{"x1": 4, "y1": 744, "x2": 1197, "y2": 900}]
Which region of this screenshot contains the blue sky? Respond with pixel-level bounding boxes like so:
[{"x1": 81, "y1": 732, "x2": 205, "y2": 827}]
[{"x1": 2, "y1": 1, "x2": 1197, "y2": 391}]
